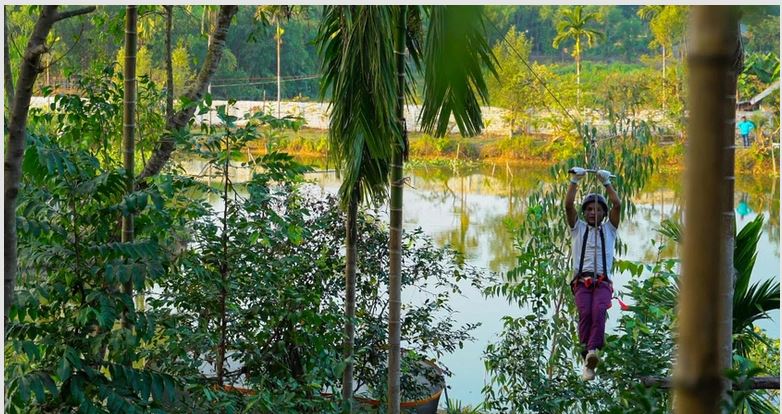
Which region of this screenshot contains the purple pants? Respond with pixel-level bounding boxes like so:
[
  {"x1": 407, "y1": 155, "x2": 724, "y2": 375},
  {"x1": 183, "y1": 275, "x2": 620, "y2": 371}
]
[{"x1": 573, "y1": 282, "x2": 612, "y2": 352}]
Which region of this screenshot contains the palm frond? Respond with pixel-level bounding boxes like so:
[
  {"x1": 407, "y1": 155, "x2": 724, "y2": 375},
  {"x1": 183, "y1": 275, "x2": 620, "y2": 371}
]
[
  {"x1": 419, "y1": 5, "x2": 498, "y2": 138},
  {"x1": 316, "y1": 6, "x2": 401, "y2": 208},
  {"x1": 734, "y1": 214, "x2": 764, "y2": 299},
  {"x1": 657, "y1": 218, "x2": 683, "y2": 243},
  {"x1": 733, "y1": 277, "x2": 780, "y2": 335}
]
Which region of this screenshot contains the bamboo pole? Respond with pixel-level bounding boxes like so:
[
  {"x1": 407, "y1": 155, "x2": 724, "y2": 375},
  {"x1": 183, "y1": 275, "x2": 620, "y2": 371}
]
[
  {"x1": 121, "y1": 5, "x2": 138, "y2": 331},
  {"x1": 674, "y1": 6, "x2": 738, "y2": 413}
]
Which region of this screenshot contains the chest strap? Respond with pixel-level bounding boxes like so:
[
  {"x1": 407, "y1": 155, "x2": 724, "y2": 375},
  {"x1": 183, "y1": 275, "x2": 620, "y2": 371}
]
[{"x1": 577, "y1": 224, "x2": 608, "y2": 278}]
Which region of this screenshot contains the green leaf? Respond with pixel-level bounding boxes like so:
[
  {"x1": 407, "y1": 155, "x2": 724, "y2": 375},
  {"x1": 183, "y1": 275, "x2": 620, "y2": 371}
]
[
  {"x1": 57, "y1": 355, "x2": 72, "y2": 382},
  {"x1": 30, "y1": 375, "x2": 45, "y2": 403},
  {"x1": 151, "y1": 373, "x2": 164, "y2": 401}
]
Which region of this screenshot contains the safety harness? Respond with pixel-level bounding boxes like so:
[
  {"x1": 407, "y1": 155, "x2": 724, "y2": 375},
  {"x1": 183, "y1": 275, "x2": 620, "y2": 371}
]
[{"x1": 571, "y1": 222, "x2": 610, "y2": 292}]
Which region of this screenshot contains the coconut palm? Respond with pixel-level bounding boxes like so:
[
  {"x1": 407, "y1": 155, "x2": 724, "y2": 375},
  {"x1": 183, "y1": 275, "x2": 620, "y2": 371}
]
[
  {"x1": 551, "y1": 6, "x2": 604, "y2": 111},
  {"x1": 317, "y1": 6, "x2": 496, "y2": 413}
]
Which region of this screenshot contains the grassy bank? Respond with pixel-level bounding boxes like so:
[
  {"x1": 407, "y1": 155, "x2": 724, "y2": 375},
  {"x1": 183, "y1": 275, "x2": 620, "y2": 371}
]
[{"x1": 247, "y1": 127, "x2": 779, "y2": 176}]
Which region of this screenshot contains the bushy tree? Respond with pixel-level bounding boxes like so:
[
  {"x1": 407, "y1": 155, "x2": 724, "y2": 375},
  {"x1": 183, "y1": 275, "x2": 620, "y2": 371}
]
[{"x1": 488, "y1": 26, "x2": 552, "y2": 137}]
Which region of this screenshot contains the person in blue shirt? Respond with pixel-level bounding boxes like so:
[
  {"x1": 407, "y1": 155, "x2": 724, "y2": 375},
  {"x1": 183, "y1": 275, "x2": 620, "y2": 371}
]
[{"x1": 737, "y1": 116, "x2": 755, "y2": 147}]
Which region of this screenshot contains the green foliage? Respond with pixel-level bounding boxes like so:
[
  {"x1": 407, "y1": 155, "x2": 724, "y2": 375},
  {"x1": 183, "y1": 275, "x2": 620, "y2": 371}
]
[
  {"x1": 419, "y1": 5, "x2": 498, "y2": 138},
  {"x1": 487, "y1": 26, "x2": 548, "y2": 137},
  {"x1": 445, "y1": 397, "x2": 485, "y2": 414},
  {"x1": 11, "y1": 94, "x2": 485, "y2": 412},
  {"x1": 738, "y1": 52, "x2": 780, "y2": 101},
  {"x1": 724, "y1": 354, "x2": 780, "y2": 414},
  {"x1": 7, "y1": 134, "x2": 180, "y2": 412},
  {"x1": 733, "y1": 215, "x2": 781, "y2": 358},
  {"x1": 741, "y1": 11, "x2": 780, "y2": 56},
  {"x1": 28, "y1": 66, "x2": 167, "y2": 170},
  {"x1": 316, "y1": 5, "x2": 400, "y2": 210}
]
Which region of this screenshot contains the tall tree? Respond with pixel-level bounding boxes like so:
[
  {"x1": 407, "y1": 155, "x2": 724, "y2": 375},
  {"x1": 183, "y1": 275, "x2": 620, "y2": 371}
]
[
  {"x1": 551, "y1": 6, "x2": 604, "y2": 111},
  {"x1": 163, "y1": 5, "x2": 173, "y2": 120},
  {"x1": 121, "y1": 5, "x2": 138, "y2": 330},
  {"x1": 387, "y1": 9, "x2": 408, "y2": 411},
  {"x1": 316, "y1": 6, "x2": 399, "y2": 411},
  {"x1": 255, "y1": 6, "x2": 300, "y2": 116},
  {"x1": 638, "y1": 6, "x2": 690, "y2": 112},
  {"x1": 638, "y1": 6, "x2": 667, "y2": 110},
  {"x1": 138, "y1": 5, "x2": 238, "y2": 181},
  {"x1": 4, "y1": 5, "x2": 95, "y2": 322},
  {"x1": 392, "y1": 6, "x2": 498, "y2": 412},
  {"x1": 718, "y1": 7, "x2": 743, "y2": 398},
  {"x1": 317, "y1": 6, "x2": 496, "y2": 413},
  {"x1": 675, "y1": 6, "x2": 741, "y2": 413}
]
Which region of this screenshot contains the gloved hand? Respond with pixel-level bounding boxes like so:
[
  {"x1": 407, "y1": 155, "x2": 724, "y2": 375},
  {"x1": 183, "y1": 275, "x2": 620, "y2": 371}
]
[
  {"x1": 597, "y1": 169, "x2": 613, "y2": 186},
  {"x1": 568, "y1": 167, "x2": 586, "y2": 184}
]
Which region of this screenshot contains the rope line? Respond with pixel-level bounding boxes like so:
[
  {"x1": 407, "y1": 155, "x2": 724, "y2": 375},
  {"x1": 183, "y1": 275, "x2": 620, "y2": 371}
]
[{"x1": 211, "y1": 74, "x2": 320, "y2": 88}]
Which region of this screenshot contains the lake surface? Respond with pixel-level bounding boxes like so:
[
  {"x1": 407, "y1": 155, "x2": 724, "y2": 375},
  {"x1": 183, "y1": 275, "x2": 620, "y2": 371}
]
[{"x1": 188, "y1": 158, "x2": 780, "y2": 407}]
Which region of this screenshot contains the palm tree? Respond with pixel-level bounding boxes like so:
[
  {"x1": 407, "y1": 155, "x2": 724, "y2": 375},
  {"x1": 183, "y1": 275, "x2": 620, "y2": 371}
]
[
  {"x1": 256, "y1": 6, "x2": 306, "y2": 117},
  {"x1": 317, "y1": 7, "x2": 399, "y2": 411},
  {"x1": 317, "y1": 6, "x2": 496, "y2": 413},
  {"x1": 637, "y1": 6, "x2": 666, "y2": 110},
  {"x1": 551, "y1": 6, "x2": 604, "y2": 111}
]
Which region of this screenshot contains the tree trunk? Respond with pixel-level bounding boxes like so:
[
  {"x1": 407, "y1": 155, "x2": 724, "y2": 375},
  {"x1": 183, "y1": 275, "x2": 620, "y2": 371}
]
[
  {"x1": 216, "y1": 135, "x2": 231, "y2": 387},
  {"x1": 719, "y1": 11, "x2": 742, "y2": 398},
  {"x1": 674, "y1": 6, "x2": 739, "y2": 413},
  {"x1": 576, "y1": 37, "x2": 581, "y2": 112},
  {"x1": 387, "y1": 6, "x2": 407, "y2": 414},
  {"x1": 341, "y1": 187, "x2": 359, "y2": 412},
  {"x1": 4, "y1": 8, "x2": 14, "y2": 106},
  {"x1": 138, "y1": 5, "x2": 237, "y2": 181},
  {"x1": 4, "y1": 5, "x2": 95, "y2": 323},
  {"x1": 121, "y1": 5, "x2": 138, "y2": 330},
  {"x1": 276, "y1": 19, "x2": 282, "y2": 118},
  {"x1": 662, "y1": 44, "x2": 666, "y2": 112},
  {"x1": 164, "y1": 5, "x2": 174, "y2": 120}
]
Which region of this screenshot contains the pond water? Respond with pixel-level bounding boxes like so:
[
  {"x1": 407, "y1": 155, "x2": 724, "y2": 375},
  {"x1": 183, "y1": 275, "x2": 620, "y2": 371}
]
[{"x1": 187, "y1": 158, "x2": 780, "y2": 407}]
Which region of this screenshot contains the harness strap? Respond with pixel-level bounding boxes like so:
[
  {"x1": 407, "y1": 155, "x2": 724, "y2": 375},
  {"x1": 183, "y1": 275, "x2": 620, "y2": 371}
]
[
  {"x1": 577, "y1": 224, "x2": 590, "y2": 275},
  {"x1": 573, "y1": 222, "x2": 610, "y2": 289},
  {"x1": 600, "y1": 226, "x2": 607, "y2": 277}
]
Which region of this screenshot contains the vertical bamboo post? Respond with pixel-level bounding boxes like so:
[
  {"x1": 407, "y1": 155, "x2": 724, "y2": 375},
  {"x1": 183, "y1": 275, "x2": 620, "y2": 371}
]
[
  {"x1": 121, "y1": 5, "x2": 138, "y2": 330},
  {"x1": 674, "y1": 6, "x2": 739, "y2": 413}
]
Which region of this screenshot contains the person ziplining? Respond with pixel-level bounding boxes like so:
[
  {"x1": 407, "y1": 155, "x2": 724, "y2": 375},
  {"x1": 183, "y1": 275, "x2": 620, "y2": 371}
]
[
  {"x1": 565, "y1": 166, "x2": 621, "y2": 381},
  {"x1": 486, "y1": 16, "x2": 630, "y2": 381}
]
